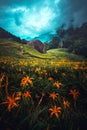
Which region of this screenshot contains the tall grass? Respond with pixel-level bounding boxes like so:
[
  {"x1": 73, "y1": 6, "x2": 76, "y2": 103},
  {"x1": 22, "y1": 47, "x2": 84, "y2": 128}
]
[
  {"x1": 0, "y1": 58, "x2": 87, "y2": 130},
  {"x1": 0, "y1": 39, "x2": 87, "y2": 130}
]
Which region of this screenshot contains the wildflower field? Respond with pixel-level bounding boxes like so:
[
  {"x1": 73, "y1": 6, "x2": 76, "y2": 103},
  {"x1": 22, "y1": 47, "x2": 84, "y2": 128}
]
[{"x1": 0, "y1": 40, "x2": 87, "y2": 130}]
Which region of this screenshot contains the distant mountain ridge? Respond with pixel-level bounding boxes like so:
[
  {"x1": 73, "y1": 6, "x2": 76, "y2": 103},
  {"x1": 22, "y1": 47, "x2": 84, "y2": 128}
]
[
  {"x1": 0, "y1": 27, "x2": 21, "y2": 43},
  {"x1": 0, "y1": 27, "x2": 57, "y2": 43},
  {"x1": 0, "y1": 27, "x2": 46, "y2": 53},
  {"x1": 26, "y1": 32, "x2": 57, "y2": 42}
]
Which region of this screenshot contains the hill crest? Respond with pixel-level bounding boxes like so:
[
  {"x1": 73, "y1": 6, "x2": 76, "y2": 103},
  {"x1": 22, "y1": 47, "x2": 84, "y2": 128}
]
[{"x1": 0, "y1": 27, "x2": 21, "y2": 43}]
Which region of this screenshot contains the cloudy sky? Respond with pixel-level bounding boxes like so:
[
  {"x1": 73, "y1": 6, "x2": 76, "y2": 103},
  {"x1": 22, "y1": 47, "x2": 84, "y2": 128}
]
[{"x1": 0, "y1": 0, "x2": 87, "y2": 41}]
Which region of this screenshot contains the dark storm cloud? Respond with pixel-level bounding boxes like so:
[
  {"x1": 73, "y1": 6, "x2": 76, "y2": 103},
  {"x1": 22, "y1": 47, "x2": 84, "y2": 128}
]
[
  {"x1": 0, "y1": 0, "x2": 87, "y2": 41},
  {"x1": 58, "y1": 0, "x2": 87, "y2": 27}
]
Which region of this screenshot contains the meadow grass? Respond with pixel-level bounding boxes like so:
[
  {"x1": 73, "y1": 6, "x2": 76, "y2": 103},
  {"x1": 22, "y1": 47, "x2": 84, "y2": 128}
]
[
  {"x1": 0, "y1": 39, "x2": 86, "y2": 61},
  {"x1": 0, "y1": 39, "x2": 87, "y2": 130}
]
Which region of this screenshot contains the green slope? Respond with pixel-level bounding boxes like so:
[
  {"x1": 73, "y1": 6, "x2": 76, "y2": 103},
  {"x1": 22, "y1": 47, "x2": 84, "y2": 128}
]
[
  {"x1": 0, "y1": 39, "x2": 86, "y2": 61},
  {"x1": 47, "y1": 48, "x2": 87, "y2": 61},
  {"x1": 0, "y1": 39, "x2": 53, "y2": 59}
]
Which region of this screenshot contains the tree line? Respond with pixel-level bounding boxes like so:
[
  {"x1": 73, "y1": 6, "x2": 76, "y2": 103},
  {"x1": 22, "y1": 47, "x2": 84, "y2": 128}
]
[{"x1": 45, "y1": 21, "x2": 87, "y2": 57}]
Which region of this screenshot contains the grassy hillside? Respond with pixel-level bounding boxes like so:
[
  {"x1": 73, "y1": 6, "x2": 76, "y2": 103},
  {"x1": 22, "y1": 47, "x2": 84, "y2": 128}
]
[
  {"x1": 0, "y1": 39, "x2": 86, "y2": 62},
  {"x1": 0, "y1": 39, "x2": 52, "y2": 59},
  {"x1": 0, "y1": 39, "x2": 87, "y2": 130}
]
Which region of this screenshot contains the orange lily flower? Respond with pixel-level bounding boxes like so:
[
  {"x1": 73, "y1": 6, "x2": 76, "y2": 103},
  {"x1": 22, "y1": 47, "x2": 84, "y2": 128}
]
[
  {"x1": 73, "y1": 65, "x2": 79, "y2": 70},
  {"x1": 41, "y1": 70, "x2": 48, "y2": 75},
  {"x1": 62, "y1": 73, "x2": 66, "y2": 77},
  {"x1": 35, "y1": 67, "x2": 41, "y2": 72},
  {"x1": 48, "y1": 77, "x2": 53, "y2": 81},
  {"x1": 49, "y1": 92, "x2": 58, "y2": 100},
  {"x1": 49, "y1": 106, "x2": 61, "y2": 119},
  {"x1": 54, "y1": 81, "x2": 62, "y2": 88},
  {"x1": 69, "y1": 89, "x2": 80, "y2": 100},
  {"x1": 1, "y1": 93, "x2": 20, "y2": 111},
  {"x1": 16, "y1": 91, "x2": 22, "y2": 97},
  {"x1": 63, "y1": 99, "x2": 70, "y2": 108},
  {"x1": 22, "y1": 91, "x2": 32, "y2": 98},
  {"x1": 20, "y1": 76, "x2": 33, "y2": 87}
]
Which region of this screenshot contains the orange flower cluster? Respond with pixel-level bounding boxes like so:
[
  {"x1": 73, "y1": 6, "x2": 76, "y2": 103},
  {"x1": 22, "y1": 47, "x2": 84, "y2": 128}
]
[
  {"x1": 20, "y1": 76, "x2": 33, "y2": 87},
  {"x1": 49, "y1": 106, "x2": 61, "y2": 119}
]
